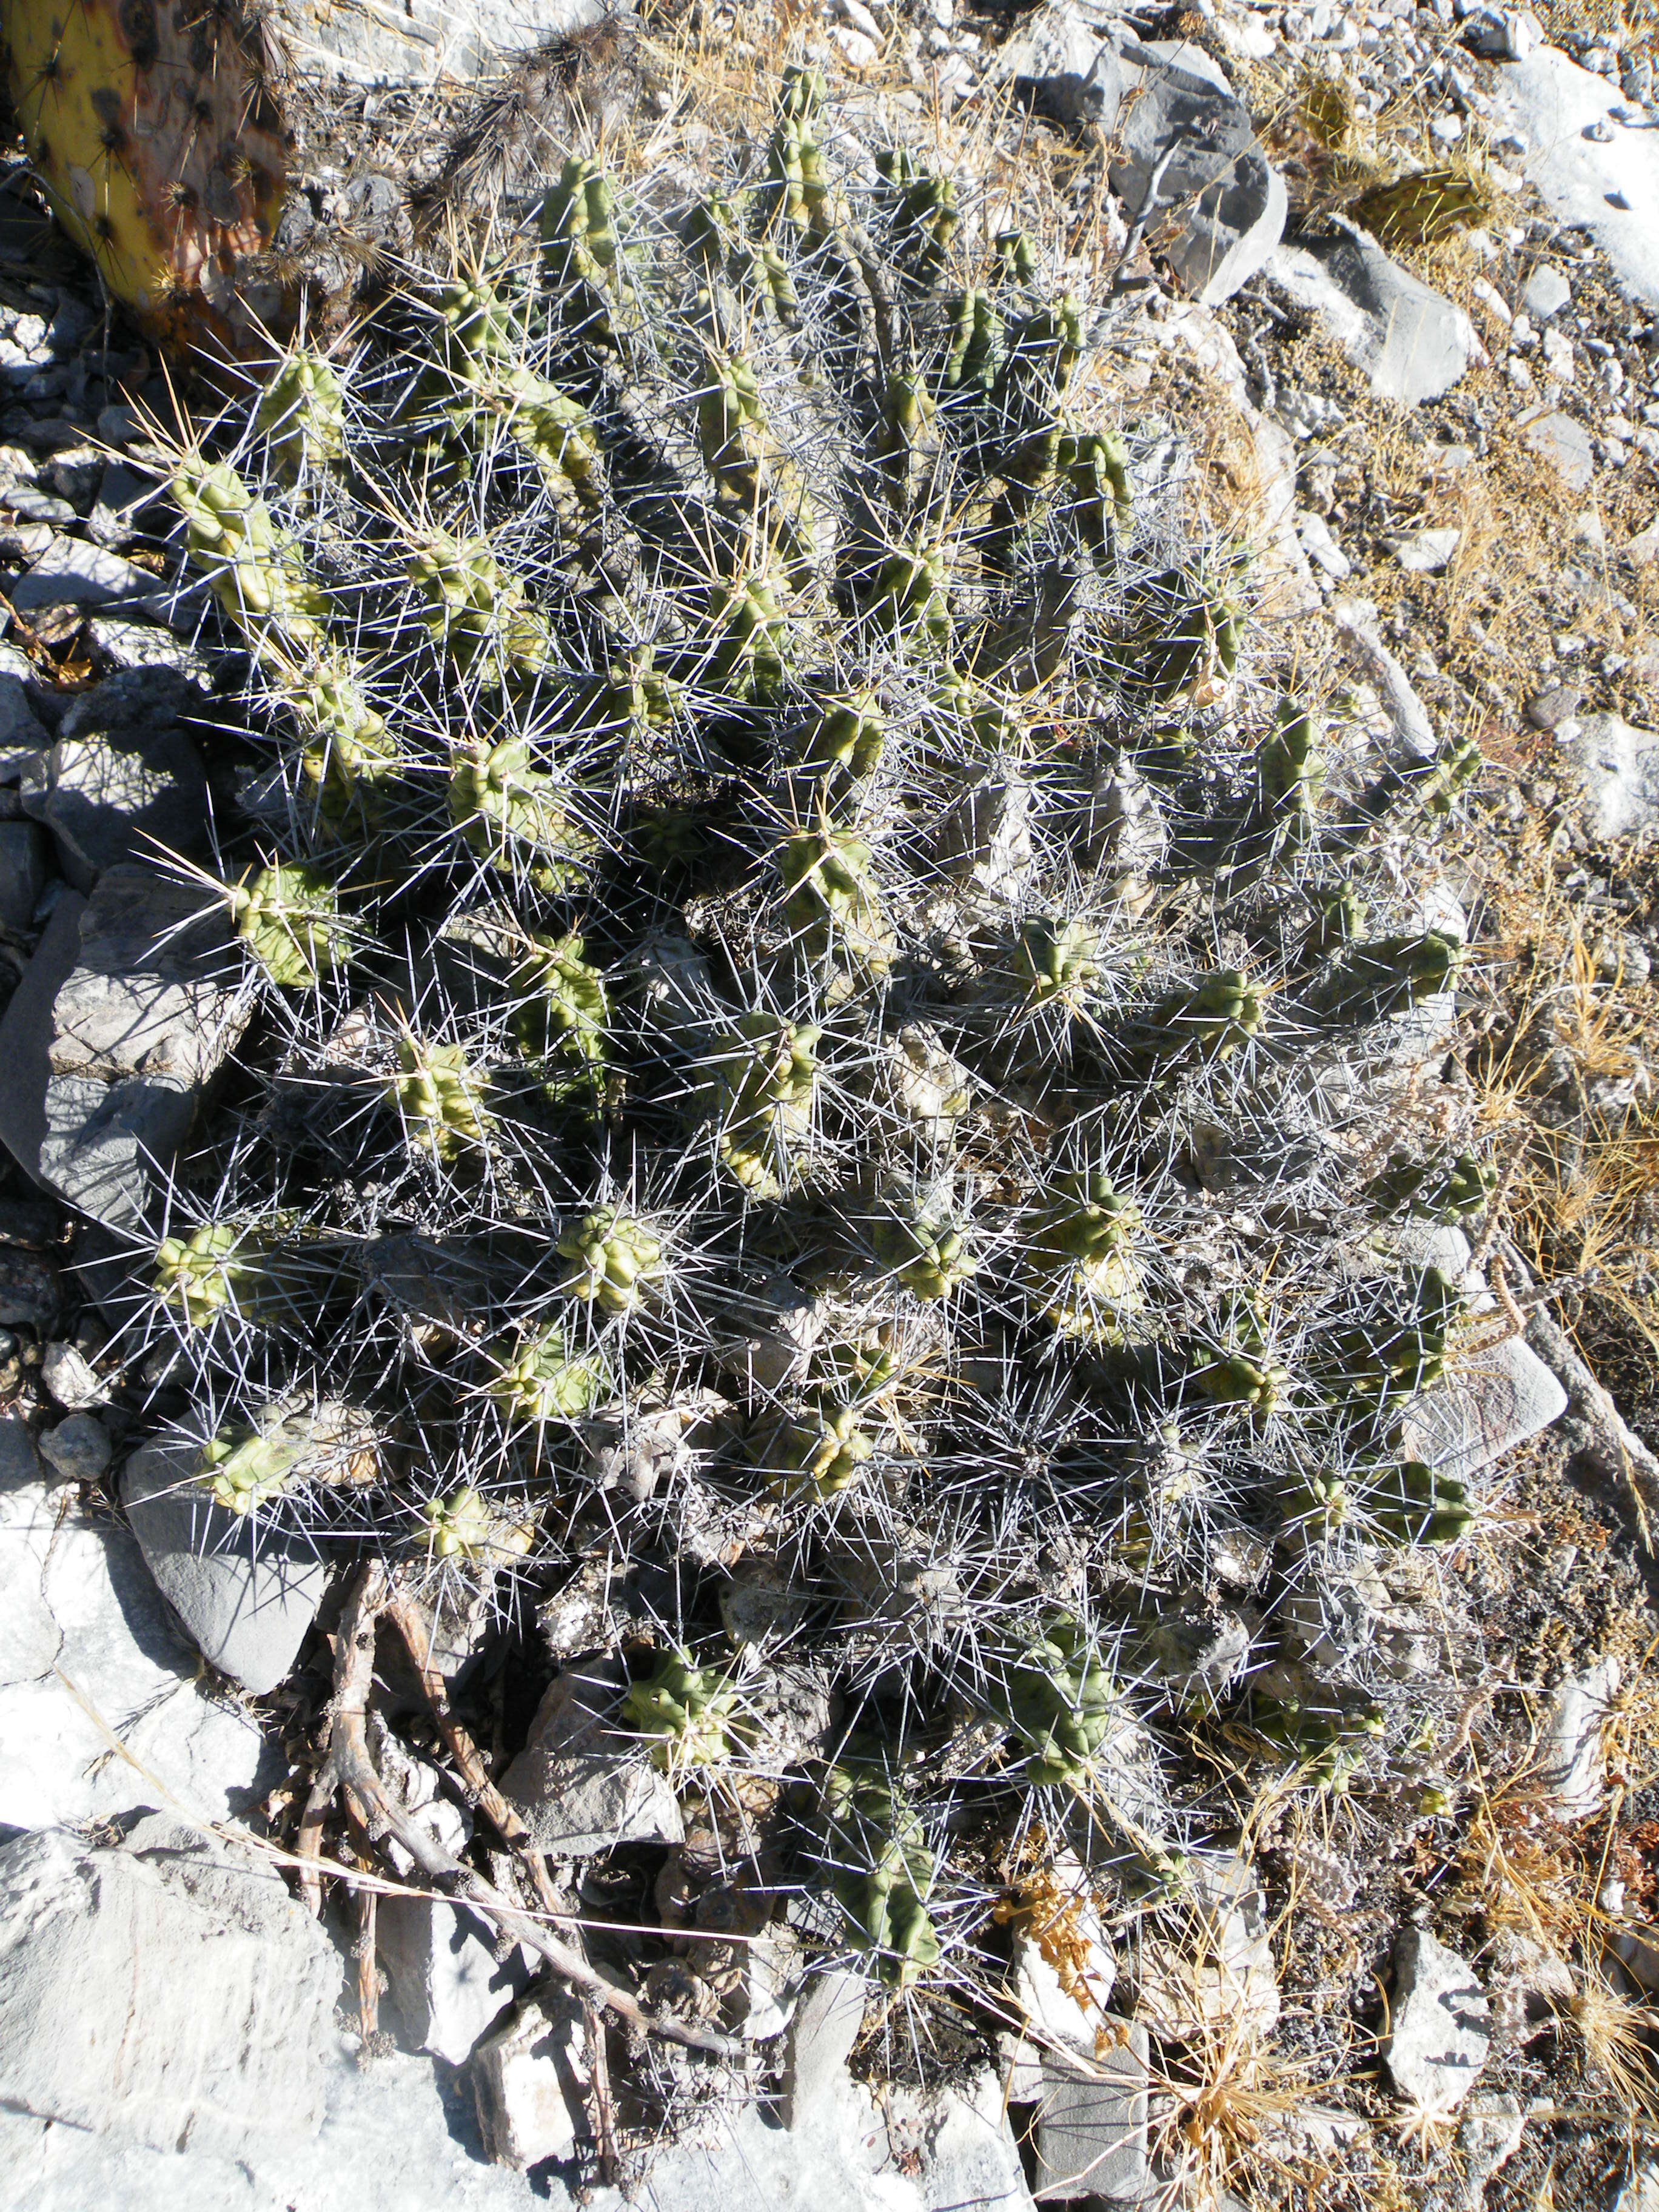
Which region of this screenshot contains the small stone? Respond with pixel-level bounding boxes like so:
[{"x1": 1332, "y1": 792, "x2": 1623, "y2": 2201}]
[
  {"x1": 1384, "y1": 526, "x2": 1460, "y2": 574},
  {"x1": 1526, "y1": 681, "x2": 1584, "y2": 730},
  {"x1": 1542, "y1": 327, "x2": 1575, "y2": 381},
  {"x1": 0, "y1": 671, "x2": 49, "y2": 766},
  {"x1": 1032, "y1": 2022, "x2": 1150, "y2": 2203},
  {"x1": 499, "y1": 1657, "x2": 685, "y2": 1856},
  {"x1": 782, "y1": 1968, "x2": 866, "y2": 2128},
  {"x1": 40, "y1": 1339, "x2": 104, "y2": 1409},
  {"x1": 1570, "y1": 712, "x2": 1659, "y2": 840},
  {"x1": 8, "y1": 535, "x2": 155, "y2": 613},
  {"x1": 1539, "y1": 1657, "x2": 1620, "y2": 1820},
  {"x1": 0, "y1": 1411, "x2": 41, "y2": 1490},
  {"x1": 996, "y1": 2, "x2": 1121, "y2": 129},
  {"x1": 1266, "y1": 224, "x2": 1481, "y2": 405},
  {"x1": 1460, "y1": 2093, "x2": 1526, "y2": 2205},
  {"x1": 377, "y1": 1895, "x2": 533, "y2": 2066},
  {"x1": 19, "y1": 667, "x2": 210, "y2": 891},
  {"x1": 37, "y1": 1411, "x2": 110, "y2": 1483},
  {"x1": 84, "y1": 617, "x2": 217, "y2": 682},
  {"x1": 0, "y1": 1246, "x2": 61, "y2": 1331},
  {"x1": 121, "y1": 1434, "x2": 330, "y2": 1696},
  {"x1": 1385, "y1": 1925, "x2": 1490, "y2": 2117},
  {"x1": 1523, "y1": 411, "x2": 1595, "y2": 494},
  {"x1": 1402, "y1": 1333, "x2": 1567, "y2": 1482},
  {"x1": 830, "y1": 24, "x2": 878, "y2": 65},
  {"x1": 469, "y1": 1993, "x2": 590, "y2": 2172}
]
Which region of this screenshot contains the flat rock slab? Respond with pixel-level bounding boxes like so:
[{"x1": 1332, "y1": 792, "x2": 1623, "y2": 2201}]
[
  {"x1": 1401, "y1": 1335, "x2": 1569, "y2": 1484},
  {"x1": 500, "y1": 1657, "x2": 684, "y2": 1856},
  {"x1": 8, "y1": 536, "x2": 156, "y2": 612},
  {"x1": 1386, "y1": 1925, "x2": 1490, "y2": 2117},
  {"x1": 378, "y1": 1894, "x2": 533, "y2": 2067},
  {"x1": 121, "y1": 1436, "x2": 330, "y2": 1695},
  {"x1": 290, "y1": 0, "x2": 609, "y2": 84},
  {"x1": 0, "y1": 863, "x2": 249, "y2": 1230},
  {"x1": 1032, "y1": 2024, "x2": 1150, "y2": 2203},
  {"x1": 1566, "y1": 712, "x2": 1659, "y2": 840},
  {"x1": 1265, "y1": 223, "x2": 1480, "y2": 405},
  {"x1": 0, "y1": 1476, "x2": 278, "y2": 1831},
  {"x1": 1522, "y1": 409, "x2": 1595, "y2": 494},
  {"x1": 1490, "y1": 45, "x2": 1659, "y2": 307},
  {"x1": 20, "y1": 668, "x2": 211, "y2": 890},
  {"x1": 0, "y1": 1815, "x2": 338, "y2": 2159},
  {"x1": 993, "y1": 3, "x2": 1122, "y2": 128}
]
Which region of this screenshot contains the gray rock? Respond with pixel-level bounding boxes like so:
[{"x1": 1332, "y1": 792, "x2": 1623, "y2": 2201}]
[
  {"x1": 886, "y1": 2065, "x2": 1037, "y2": 2211},
  {"x1": 19, "y1": 668, "x2": 210, "y2": 891},
  {"x1": 1385, "y1": 1926, "x2": 1490, "y2": 2117},
  {"x1": 1539, "y1": 1656, "x2": 1619, "y2": 1820},
  {"x1": 1032, "y1": 2023, "x2": 1150, "y2": 2203},
  {"x1": 1522, "y1": 409, "x2": 1595, "y2": 493},
  {"x1": 1137, "y1": 1854, "x2": 1279, "y2": 2043},
  {"x1": 378, "y1": 1895, "x2": 533, "y2": 2066},
  {"x1": 38, "y1": 1410, "x2": 110, "y2": 1483},
  {"x1": 500, "y1": 1658, "x2": 684, "y2": 1856},
  {"x1": 1329, "y1": 597, "x2": 1439, "y2": 767},
  {"x1": 996, "y1": 3, "x2": 1122, "y2": 129},
  {"x1": 41, "y1": 1338, "x2": 104, "y2": 1409},
  {"x1": 471, "y1": 1994, "x2": 591, "y2": 2172},
  {"x1": 1489, "y1": 45, "x2": 1659, "y2": 311},
  {"x1": 0, "y1": 817, "x2": 45, "y2": 927},
  {"x1": 288, "y1": 0, "x2": 611, "y2": 86},
  {"x1": 1265, "y1": 223, "x2": 1481, "y2": 404},
  {"x1": 0, "y1": 1411, "x2": 41, "y2": 1489},
  {"x1": 85, "y1": 617, "x2": 218, "y2": 682},
  {"x1": 1523, "y1": 264, "x2": 1572, "y2": 319},
  {"x1": 0, "y1": 865, "x2": 249, "y2": 1231},
  {"x1": 0, "y1": 1474, "x2": 278, "y2": 1829},
  {"x1": 782, "y1": 1968, "x2": 866, "y2": 2127},
  {"x1": 1526, "y1": 681, "x2": 1583, "y2": 730},
  {"x1": 8, "y1": 535, "x2": 156, "y2": 613},
  {"x1": 1110, "y1": 43, "x2": 1286, "y2": 304},
  {"x1": 1463, "y1": 7, "x2": 1541, "y2": 61},
  {"x1": 121, "y1": 1435, "x2": 329, "y2": 1696},
  {"x1": 1296, "y1": 509, "x2": 1352, "y2": 580},
  {"x1": 0, "y1": 1816, "x2": 338, "y2": 2157},
  {"x1": 1567, "y1": 712, "x2": 1659, "y2": 840},
  {"x1": 87, "y1": 461, "x2": 163, "y2": 549},
  {"x1": 0, "y1": 669, "x2": 49, "y2": 768},
  {"x1": 0, "y1": 1244, "x2": 61, "y2": 1330},
  {"x1": 1401, "y1": 1335, "x2": 1568, "y2": 1484},
  {"x1": 1458, "y1": 2093, "x2": 1526, "y2": 2205}
]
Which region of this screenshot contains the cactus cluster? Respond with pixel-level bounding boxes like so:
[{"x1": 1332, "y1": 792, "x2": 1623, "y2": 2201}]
[{"x1": 130, "y1": 69, "x2": 1507, "y2": 2074}]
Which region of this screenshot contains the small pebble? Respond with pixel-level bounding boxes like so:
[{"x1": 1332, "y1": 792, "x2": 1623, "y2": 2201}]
[
  {"x1": 41, "y1": 1339, "x2": 105, "y2": 1410},
  {"x1": 38, "y1": 1412, "x2": 112, "y2": 1484}
]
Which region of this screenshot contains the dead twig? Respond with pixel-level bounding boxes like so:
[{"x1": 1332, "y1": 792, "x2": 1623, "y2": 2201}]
[{"x1": 304, "y1": 1561, "x2": 743, "y2": 2061}]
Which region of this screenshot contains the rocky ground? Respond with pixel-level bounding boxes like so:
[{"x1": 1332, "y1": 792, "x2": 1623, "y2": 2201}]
[{"x1": 2, "y1": 2, "x2": 1659, "y2": 2209}]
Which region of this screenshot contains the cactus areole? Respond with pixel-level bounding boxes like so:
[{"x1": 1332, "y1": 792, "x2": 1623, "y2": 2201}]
[{"x1": 4, "y1": 0, "x2": 291, "y2": 355}]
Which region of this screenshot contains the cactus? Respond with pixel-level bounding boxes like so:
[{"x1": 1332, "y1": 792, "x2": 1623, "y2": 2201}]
[
  {"x1": 2, "y1": 0, "x2": 288, "y2": 354},
  {"x1": 1349, "y1": 163, "x2": 1495, "y2": 246},
  {"x1": 106, "y1": 65, "x2": 1553, "y2": 2119},
  {"x1": 556, "y1": 1209, "x2": 664, "y2": 1316},
  {"x1": 197, "y1": 1424, "x2": 304, "y2": 1515},
  {"x1": 622, "y1": 1649, "x2": 741, "y2": 1771}
]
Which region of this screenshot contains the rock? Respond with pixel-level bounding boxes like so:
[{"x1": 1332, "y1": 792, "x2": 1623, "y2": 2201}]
[
  {"x1": 1539, "y1": 1657, "x2": 1620, "y2": 1820},
  {"x1": 1401, "y1": 1335, "x2": 1568, "y2": 1484},
  {"x1": 0, "y1": 818, "x2": 44, "y2": 927},
  {"x1": 1003, "y1": 1856, "x2": 1116, "y2": 2097},
  {"x1": 1385, "y1": 1926, "x2": 1490, "y2": 2117},
  {"x1": 1617, "y1": 2171, "x2": 1659, "y2": 2212},
  {"x1": 1330, "y1": 597, "x2": 1439, "y2": 766},
  {"x1": 40, "y1": 1338, "x2": 102, "y2": 1409},
  {"x1": 1264, "y1": 223, "x2": 1481, "y2": 404},
  {"x1": 37, "y1": 1410, "x2": 110, "y2": 1483},
  {"x1": 500, "y1": 1657, "x2": 685, "y2": 1856},
  {"x1": 0, "y1": 1244, "x2": 60, "y2": 1330},
  {"x1": 885, "y1": 2065, "x2": 1037, "y2": 2212},
  {"x1": 1296, "y1": 509, "x2": 1352, "y2": 580},
  {"x1": 1490, "y1": 45, "x2": 1659, "y2": 310},
  {"x1": 1567, "y1": 713, "x2": 1659, "y2": 840},
  {"x1": 121, "y1": 1435, "x2": 330, "y2": 1696},
  {"x1": 1462, "y1": 7, "x2": 1541, "y2": 61},
  {"x1": 1458, "y1": 2093, "x2": 1526, "y2": 2205},
  {"x1": 0, "y1": 1815, "x2": 338, "y2": 2157},
  {"x1": 85, "y1": 617, "x2": 218, "y2": 682},
  {"x1": 287, "y1": 0, "x2": 611, "y2": 85},
  {"x1": 8, "y1": 535, "x2": 156, "y2": 614},
  {"x1": 0, "y1": 676, "x2": 47, "y2": 779},
  {"x1": 1522, "y1": 410, "x2": 1595, "y2": 494},
  {"x1": 782, "y1": 1968, "x2": 866, "y2": 2128},
  {"x1": 0, "y1": 865, "x2": 249, "y2": 1232},
  {"x1": 0, "y1": 1410, "x2": 41, "y2": 1489},
  {"x1": 1031, "y1": 2022, "x2": 1150, "y2": 2204},
  {"x1": 471, "y1": 1994, "x2": 591, "y2": 2173},
  {"x1": 1526, "y1": 681, "x2": 1583, "y2": 730},
  {"x1": 994, "y1": 3, "x2": 1122, "y2": 129},
  {"x1": 1385, "y1": 526, "x2": 1461, "y2": 574},
  {"x1": 19, "y1": 669, "x2": 211, "y2": 890},
  {"x1": 1110, "y1": 43, "x2": 1286, "y2": 305},
  {"x1": 1137, "y1": 1854, "x2": 1280, "y2": 2042},
  {"x1": 0, "y1": 1475, "x2": 278, "y2": 1829},
  {"x1": 378, "y1": 1895, "x2": 533, "y2": 2066},
  {"x1": 1483, "y1": 1924, "x2": 1576, "y2": 2043}
]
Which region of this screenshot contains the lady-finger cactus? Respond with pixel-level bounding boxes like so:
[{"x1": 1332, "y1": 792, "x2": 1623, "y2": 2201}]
[
  {"x1": 449, "y1": 740, "x2": 589, "y2": 889},
  {"x1": 411, "y1": 533, "x2": 555, "y2": 684},
  {"x1": 153, "y1": 1225, "x2": 281, "y2": 1330},
  {"x1": 173, "y1": 460, "x2": 327, "y2": 643},
  {"x1": 421, "y1": 1486, "x2": 535, "y2": 1562},
  {"x1": 1147, "y1": 971, "x2": 1265, "y2": 1064},
  {"x1": 256, "y1": 350, "x2": 347, "y2": 482},
  {"x1": 623, "y1": 1648, "x2": 741, "y2": 1771},
  {"x1": 873, "y1": 1198, "x2": 976, "y2": 1301},
  {"x1": 486, "y1": 1321, "x2": 611, "y2": 1424},
  {"x1": 557, "y1": 1208, "x2": 664, "y2": 1316},
  {"x1": 390, "y1": 1037, "x2": 492, "y2": 1164},
  {"x1": 510, "y1": 933, "x2": 610, "y2": 1113},
  {"x1": 1023, "y1": 1171, "x2": 1143, "y2": 1339},
  {"x1": 821, "y1": 1758, "x2": 942, "y2": 1989},
  {"x1": 1004, "y1": 1615, "x2": 1119, "y2": 1789},
  {"x1": 779, "y1": 825, "x2": 896, "y2": 977},
  {"x1": 1014, "y1": 917, "x2": 1104, "y2": 1015},
  {"x1": 697, "y1": 1014, "x2": 819, "y2": 1196},
  {"x1": 229, "y1": 862, "x2": 353, "y2": 986}
]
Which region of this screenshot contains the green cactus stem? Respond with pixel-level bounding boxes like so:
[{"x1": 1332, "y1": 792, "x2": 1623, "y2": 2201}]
[
  {"x1": 1257, "y1": 700, "x2": 1324, "y2": 847},
  {"x1": 448, "y1": 739, "x2": 590, "y2": 890},
  {"x1": 1319, "y1": 1267, "x2": 1463, "y2": 1410},
  {"x1": 822, "y1": 1759, "x2": 942, "y2": 1990},
  {"x1": 779, "y1": 823, "x2": 896, "y2": 977},
  {"x1": 1146, "y1": 971, "x2": 1265, "y2": 1064},
  {"x1": 1318, "y1": 930, "x2": 1465, "y2": 1022},
  {"x1": 1024, "y1": 1171, "x2": 1143, "y2": 1339},
  {"x1": 1062, "y1": 429, "x2": 1133, "y2": 563},
  {"x1": 556, "y1": 1208, "x2": 665, "y2": 1316},
  {"x1": 420, "y1": 1485, "x2": 535, "y2": 1562},
  {"x1": 255, "y1": 349, "x2": 345, "y2": 482},
  {"x1": 153, "y1": 1225, "x2": 282, "y2": 1330},
  {"x1": 875, "y1": 147, "x2": 957, "y2": 284},
  {"x1": 873, "y1": 1198, "x2": 976, "y2": 1300},
  {"x1": 1005, "y1": 1615, "x2": 1119, "y2": 1789},
  {"x1": 390, "y1": 1037, "x2": 492, "y2": 1164},
  {"x1": 229, "y1": 862, "x2": 352, "y2": 987},
  {"x1": 172, "y1": 458, "x2": 327, "y2": 643},
  {"x1": 623, "y1": 1648, "x2": 742, "y2": 1771},
  {"x1": 1118, "y1": 561, "x2": 1244, "y2": 712},
  {"x1": 486, "y1": 1321, "x2": 611, "y2": 1424},
  {"x1": 510, "y1": 931, "x2": 609, "y2": 1113},
  {"x1": 698, "y1": 1013, "x2": 820, "y2": 1196},
  {"x1": 1014, "y1": 917, "x2": 1103, "y2": 1014},
  {"x1": 196, "y1": 1423, "x2": 306, "y2": 1515},
  {"x1": 752, "y1": 1393, "x2": 875, "y2": 1502},
  {"x1": 1366, "y1": 1149, "x2": 1496, "y2": 1223},
  {"x1": 410, "y1": 532, "x2": 555, "y2": 685}
]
